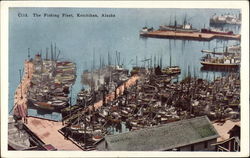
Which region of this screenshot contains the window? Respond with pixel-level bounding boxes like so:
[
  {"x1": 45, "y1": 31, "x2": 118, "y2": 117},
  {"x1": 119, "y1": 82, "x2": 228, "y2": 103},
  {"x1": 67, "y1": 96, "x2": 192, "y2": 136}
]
[
  {"x1": 204, "y1": 141, "x2": 208, "y2": 148},
  {"x1": 191, "y1": 144, "x2": 194, "y2": 151}
]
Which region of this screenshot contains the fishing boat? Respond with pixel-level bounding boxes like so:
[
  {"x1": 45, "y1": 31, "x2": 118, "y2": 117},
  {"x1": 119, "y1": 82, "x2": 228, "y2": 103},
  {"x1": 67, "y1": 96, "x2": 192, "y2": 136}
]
[
  {"x1": 200, "y1": 54, "x2": 240, "y2": 69},
  {"x1": 27, "y1": 48, "x2": 76, "y2": 113},
  {"x1": 161, "y1": 40, "x2": 181, "y2": 75},
  {"x1": 162, "y1": 66, "x2": 181, "y2": 75},
  {"x1": 33, "y1": 101, "x2": 55, "y2": 110},
  {"x1": 130, "y1": 66, "x2": 147, "y2": 76}
]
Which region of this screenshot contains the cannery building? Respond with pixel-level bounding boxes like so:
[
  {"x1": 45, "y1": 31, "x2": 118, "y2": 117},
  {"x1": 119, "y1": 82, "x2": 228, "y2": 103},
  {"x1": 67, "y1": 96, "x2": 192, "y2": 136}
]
[{"x1": 96, "y1": 116, "x2": 219, "y2": 151}]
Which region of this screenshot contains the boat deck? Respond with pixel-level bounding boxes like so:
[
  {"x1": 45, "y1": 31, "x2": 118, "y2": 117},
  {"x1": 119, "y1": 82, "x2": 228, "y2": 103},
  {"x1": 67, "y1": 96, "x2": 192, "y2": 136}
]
[{"x1": 141, "y1": 30, "x2": 241, "y2": 41}]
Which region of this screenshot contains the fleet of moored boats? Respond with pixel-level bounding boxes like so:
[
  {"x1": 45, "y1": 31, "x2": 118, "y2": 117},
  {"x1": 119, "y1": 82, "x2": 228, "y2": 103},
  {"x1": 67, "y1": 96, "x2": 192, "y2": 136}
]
[{"x1": 9, "y1": 12, "x2": 241, "y2": 151}]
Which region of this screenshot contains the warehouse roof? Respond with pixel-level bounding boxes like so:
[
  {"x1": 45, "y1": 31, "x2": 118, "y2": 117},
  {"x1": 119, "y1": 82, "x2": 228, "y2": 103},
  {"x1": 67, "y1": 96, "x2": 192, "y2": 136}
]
[{"x1": 103, "y1": 116, "x2": 219, "y2": 151}]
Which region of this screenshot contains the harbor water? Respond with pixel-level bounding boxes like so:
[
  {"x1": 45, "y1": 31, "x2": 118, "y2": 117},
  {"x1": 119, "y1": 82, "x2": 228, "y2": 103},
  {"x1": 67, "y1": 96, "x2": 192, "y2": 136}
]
[{"x1": 9, "y1": 8, "x2": 241, "y2": 121}]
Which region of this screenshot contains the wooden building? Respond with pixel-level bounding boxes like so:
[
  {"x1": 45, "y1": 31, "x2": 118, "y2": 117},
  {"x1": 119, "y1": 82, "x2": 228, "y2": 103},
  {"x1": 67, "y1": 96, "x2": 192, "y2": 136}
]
[
  {"x1": 213, "y1": 124, "x2": 240, "y2": 151},
  {"x1": 96, "y1": 116, "x2": 219, "y2": 151}
]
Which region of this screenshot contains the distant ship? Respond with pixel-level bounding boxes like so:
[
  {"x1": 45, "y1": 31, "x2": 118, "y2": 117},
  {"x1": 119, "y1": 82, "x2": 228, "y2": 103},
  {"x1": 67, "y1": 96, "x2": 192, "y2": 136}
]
[
  {"x1": 159, "y1": 23, "x2": 199, "y2": 33},
  {"x1": 210, "y1": 13, "x2": 241, "y2": 25},
  {"x1": 159, "y1": 15, "x2": 199, "y2": 33}
]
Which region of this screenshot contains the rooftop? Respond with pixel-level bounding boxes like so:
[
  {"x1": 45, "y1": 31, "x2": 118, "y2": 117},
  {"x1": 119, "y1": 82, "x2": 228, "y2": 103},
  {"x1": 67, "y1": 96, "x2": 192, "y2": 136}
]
[
  {"x1": 213, "y1": 120, "x2": 240, "y2": 141},
  {"x1": 104, "y1": 116, "x2": 219, "y2": 151}
]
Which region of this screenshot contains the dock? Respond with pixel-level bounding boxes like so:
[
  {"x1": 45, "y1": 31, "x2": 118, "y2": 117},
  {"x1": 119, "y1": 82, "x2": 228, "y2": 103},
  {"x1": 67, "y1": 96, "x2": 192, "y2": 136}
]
[
  {"x1": 140, "y1": 30, "x2": 241, "y2": 41},
  {"x1": 23, "y1": 75, "x2": 140, "y2": 150},
  {"x1": 25, "y1": 116, "x2": 82, "y2": 150},
  {"x1": 213, "y1": 120, "x2": 240, "y2": 142},
  {"x1": 63, "y1": 75, "x2": 140, "y2": 124},
  {"x1": 13, "y1": 60, "x2": 33, "y2": 120}
]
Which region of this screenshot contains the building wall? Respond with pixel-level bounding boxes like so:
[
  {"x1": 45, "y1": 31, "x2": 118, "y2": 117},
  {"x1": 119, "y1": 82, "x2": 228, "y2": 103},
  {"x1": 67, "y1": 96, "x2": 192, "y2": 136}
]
[
  {"x1": 97, "y1": 139, "x2": 217, "y2": 151},
  {"x1": 179, "y1": 139, "x2": 217, "y2": 151},
  {"x1": 96, "y1": 141, "x2": 106, "y2": 151}
]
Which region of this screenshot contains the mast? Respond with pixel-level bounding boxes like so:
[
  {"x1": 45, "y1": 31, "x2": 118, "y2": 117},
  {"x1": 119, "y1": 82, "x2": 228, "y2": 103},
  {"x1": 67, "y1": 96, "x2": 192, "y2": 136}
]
[
  {"x1": 174, "y1": 15, "x2": 177, "y2": 31},
  {"x1": 84, "y1": 99, "x2": 87, "y2": 150},
  {"x1": 150, "y1": 55, "x2": 152, "y2": 69},
  {"x1": 136, "y1": 56, "x2": 138, "y2": 67},
  {"x1": 169, "y1": 15, "x2": 172, "y2": 26},
  {"x1": 108, "y1": 51, "x2": 110, "y2": 66},
  {"x1": 93, "y1": 48, "x2": 95, "y2": 70},
  {"x1": 56, "y1": 50, "x2": 61, "y2": 60},
  {"x1": 160, "y1": 54, "x2": 162, "y2": 68},
  {"x1": 169, "y1": 40, "x2": 172, "y2": 67},
  {"x1": 54, "y1": 43, "x2": 57, "y2": 62},
  {"x1": 46, "y1": 48, "x2": 48, "y2": 60},
  {"x1": 40, "y1": 49, "x2": 42, "y2": 57},
  {"x1": 19, "y1": 69, "x2": 22, "y2": 99},
  {"x1": 183, "y1": 14, "x2": 187, "y2": 26},
  {"x1": 51, "y1": 43, "x2": 53, "y2": 61},
  {"x1": 28, "y1": 48, "x2": 30, "y2": 60},
  {"x1": 154, "y1": 55, "x2": 156, "y2": 68},
  {"x1": 99, "y1": 55, "x2": 102, "y2": 69}
]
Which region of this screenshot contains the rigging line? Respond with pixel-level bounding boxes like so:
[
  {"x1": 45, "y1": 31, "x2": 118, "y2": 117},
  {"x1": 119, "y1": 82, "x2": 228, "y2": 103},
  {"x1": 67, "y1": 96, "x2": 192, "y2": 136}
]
[{"x1": 8, "y1": 104, "x2": 15, "y2": 114}]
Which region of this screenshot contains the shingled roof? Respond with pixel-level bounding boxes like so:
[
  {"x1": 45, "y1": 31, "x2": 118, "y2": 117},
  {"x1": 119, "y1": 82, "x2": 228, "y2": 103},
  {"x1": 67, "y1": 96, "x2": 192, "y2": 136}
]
[{"x1": 104, "y1": 116, "x2": 219, "y2": 151}]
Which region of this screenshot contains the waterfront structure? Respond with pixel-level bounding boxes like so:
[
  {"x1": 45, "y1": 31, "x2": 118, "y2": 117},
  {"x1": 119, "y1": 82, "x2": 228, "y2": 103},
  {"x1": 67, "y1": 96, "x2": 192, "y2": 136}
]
[
  {"x1": 213, "y1": 124, "x2": 240, "y2": 151},
  {"x1": 140, "y1": 30, "x2": 240, "y2": 41},
  {"x1": 96, "y1": 116, "x2": 219, "y2": 151},
  {"x1": 8, "y1": 116, "x2": 53, "y2": 150}
]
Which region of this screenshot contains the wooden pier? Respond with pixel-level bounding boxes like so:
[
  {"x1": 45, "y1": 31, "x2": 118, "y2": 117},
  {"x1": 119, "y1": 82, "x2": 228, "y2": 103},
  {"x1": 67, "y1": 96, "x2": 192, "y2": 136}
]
[
  {"x1": 63, "y1": 75, "x2": 140, "y2": 124},
  {"x1": 25, "y1": 116, "x2": 82, "y2": 150},
  {"x1": 12, "y1": 62, "x2": 140, "y2": 150},
  {"x1": 13, "y1": 61, "x2": 33, "y2": 121},
  {"x1": 140, "y1": 30, "x2": 241, "y2": 41}
]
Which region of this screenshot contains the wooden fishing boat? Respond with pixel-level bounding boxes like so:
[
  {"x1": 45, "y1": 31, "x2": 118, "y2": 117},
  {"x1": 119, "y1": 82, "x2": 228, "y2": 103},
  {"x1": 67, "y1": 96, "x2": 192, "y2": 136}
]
[
  {"x1": 33, "y1": 101, "x2": 54, "y2": 110},
  {"x1": 201, "y1": 54, "x2": 240, "y2": 69},
  {"x1": 162, "y1": 66, "x2": 181, "y2": 75},
  {"x1": 200, "y1": 60, "x2": 240, "y2": 68}
]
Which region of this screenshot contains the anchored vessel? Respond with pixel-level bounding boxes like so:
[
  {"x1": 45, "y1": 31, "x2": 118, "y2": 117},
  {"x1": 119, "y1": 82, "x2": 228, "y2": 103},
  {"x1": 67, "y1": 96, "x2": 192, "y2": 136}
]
[
  {"x1": 200, "y1": 56, "x2": 240, "y2": 68},
  {"x1": 159, "y1": 15, "x2": 200, "y2": 33},
  {"x1": 200, "y1": 46, "x2": 240, "y2": 69},
  {"x1": 210, "y1": 13, "x2": 241, "y2": 25},
  {"x1": 28, "y1": 48, "x2": 76, "y2": 111}
]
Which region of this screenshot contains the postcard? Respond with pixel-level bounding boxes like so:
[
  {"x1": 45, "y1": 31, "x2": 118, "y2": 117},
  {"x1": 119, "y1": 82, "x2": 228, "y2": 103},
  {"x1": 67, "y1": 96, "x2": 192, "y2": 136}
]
[{"x1": 1, "y1": 1, "x2": 249, "y2": 157}]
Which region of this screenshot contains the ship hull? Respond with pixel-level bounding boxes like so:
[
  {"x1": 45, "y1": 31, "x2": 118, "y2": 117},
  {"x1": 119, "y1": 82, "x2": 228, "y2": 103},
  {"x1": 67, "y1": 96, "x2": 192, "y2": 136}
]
[
  {"x1": 201, "y1": 28, "x2": 233, "y2": 35},
  {"x1": 200, "y1": 61, "x2": 240, "y2": 69},
  {"x1": 28, "y1": 99, "x2": 65, "y2": 111},
  {"x1": 33, "y1": 102, "x2": 55, "y2": 110}
]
